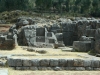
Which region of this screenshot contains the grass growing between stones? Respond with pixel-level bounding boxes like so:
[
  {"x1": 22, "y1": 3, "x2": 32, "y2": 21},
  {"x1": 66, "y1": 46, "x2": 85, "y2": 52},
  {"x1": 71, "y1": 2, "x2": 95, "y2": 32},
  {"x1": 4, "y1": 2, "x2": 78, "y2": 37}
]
[{"x1": 88, "y1": 50, "x2": 97, "y2": 56}]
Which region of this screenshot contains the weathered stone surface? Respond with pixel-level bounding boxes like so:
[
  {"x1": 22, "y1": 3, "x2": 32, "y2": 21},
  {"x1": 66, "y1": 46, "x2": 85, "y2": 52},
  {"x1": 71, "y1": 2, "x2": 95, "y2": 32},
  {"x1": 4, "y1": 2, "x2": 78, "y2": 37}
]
[
  {"x1": 53, "y1": 67, "x2": 62, "y2": 71},
  {"x1": 95, "y1": 40, "x2": 100, "y2": 53},
  {"x1": 62, "y1": 23, "x2": 76, "y2": 32},
  {"x1": 66, "y1": 67, "x2": 75, "y2": 70},
  {"x1": 91, "y1": 59, "x2": 100, "y2": 68},
  {"x1": 73, "y1": 59, "x2": 84, "y2": 67},
  {"x1": 38, "y1": 67, "x2": 47, "y2": 70},
  {"x1": 75, "y1": 67, "x2": 85, "y2": 71},
  {"x1": 63, "y1": 32, "x2": 74, "y2": 46},
  {"x1": 67, "y1": 59, "x2": 74, "y2": 67},
  {"x1": 22, "y1": 67, "x2": 30, "y2": 70},
  {"x1": 39, "y1": 59, "x2": 49, "y2": 67},
  {"x1": 7, "y1": 58, "x2": 16, "y2": 67},
  {"x1": 73, "y1": 41, "x2": 91, "y2": 52},
  {"x1": 86, "y1": 29, "x2": 96, "y2": 37},
  {"x1": 22, "y1": 59, "x2": 32, "y2": 67},
  {"x1": 31, "y1": 59, "x2": 39, "y2": 67},
  {"x1": 50, "y1": 59, "x2": 59, "y2": 67},
  {"x1": 80, "y1": 36, "x2": 91, "y2": 41},
  {"x1": 94, "y1": 68, "x2": 100, "y2": 71},
  {"x1": 95, "y1": 28, "x2": 100, "y2": 40},
  {"x1": 84, "y1": 60, "x2": 91, "y2": 67},
  {"x1": 85, "y1": 67, "x2": 93, "y2": 70},
  {"x1": 30, "y1": 67, "x2": 38, "y2": 70},
  {"x1": 16, "y1": 67, "x2": 23, "y2": 70},
  {"x1": 59, "y1": 59, "x2": 67, "y2": 67}
]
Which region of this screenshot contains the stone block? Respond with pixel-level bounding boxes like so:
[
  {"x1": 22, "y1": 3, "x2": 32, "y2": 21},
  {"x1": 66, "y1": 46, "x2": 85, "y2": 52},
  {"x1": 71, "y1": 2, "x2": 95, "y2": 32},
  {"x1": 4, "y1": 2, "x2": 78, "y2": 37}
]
[
  {"x1": 50, "y1": 59, "x2": 59, "y2": 67},
  {"x1": 30, "y1": 67, "x2": 38, "y2": 71},
  {"x1": 73, "y1": 59, "x2": 84, "y2": 67},
  {"x1": 7, "y1": 58, "x2": 16, "y2": 67},
  {"x1": 84, "y1": 60, "x2": 91, "y2": 67},
  {"x1": 63, "y1": 23, "x2": 76, "y2": 32},
  {"x1": 66, "y1": 67, "x2": 75, "y2": 70},
  {"x1": 39, "y1": 59, "x2": 50, "y2": 67},
  {"x1": 91, "y1": 59, "x2": 100, "y2": 68},
  {"x1": 38, "y1": 67, "x2": 47, "y2": 70},
  {"x1": 31, "y1": 59, "x2": 39, "y2": 67},
  {"x1": 46, "y1": 67, "x2": 52, "y2": 70},
  {"x1": 95, "y1": 28, "x2": 100, "y2": 40},
  {"x1": 16, "y1": 67, "x2": 30, "y2": 70},
  {"x1": 73, "y1": 41, "x2": 91, "y2": 52},
  {"x1": 95, "y1": 40, "x2": 100, "y2": 54},
  {"x1": 85, "y1": 67, "x2": 93, "y2": 71},
  {"x1": 94, "y1": 68, "x2": 100, "y2": 71},
  {"x1": 59, "y1": 59, "x2": 67, "y2": 67},
  {"x1": 22, "y1": 67, "x2": 30, "y2": 70},
  {"x1": 16, "y1": 67, "x2": 23, "y2": 70},
  {"x1": 75, "y1": 67, "x2": 85, "y2": 71},
  {"x1": 86, "y1": 29, "x2": 96, "y2": 37},
  {"x1": 67, "y1": 59, "x2": 74, "y2": 67},
  {"x1": 63, "y1": 32, "x2": 74, "y2": 46},
  {"x1": 22, "y1": 59, "x2": 32, "y2": 67},
  {"x1": 53, "y1": 67, "x2": 62, "y2": 71}
]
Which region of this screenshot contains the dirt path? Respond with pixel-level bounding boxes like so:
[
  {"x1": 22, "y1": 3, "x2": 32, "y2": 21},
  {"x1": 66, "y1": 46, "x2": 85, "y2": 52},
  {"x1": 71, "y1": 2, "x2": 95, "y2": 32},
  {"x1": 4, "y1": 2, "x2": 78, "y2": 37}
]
[{"x1": 9, "y1": 70, "x2": 100, "y2": 75}]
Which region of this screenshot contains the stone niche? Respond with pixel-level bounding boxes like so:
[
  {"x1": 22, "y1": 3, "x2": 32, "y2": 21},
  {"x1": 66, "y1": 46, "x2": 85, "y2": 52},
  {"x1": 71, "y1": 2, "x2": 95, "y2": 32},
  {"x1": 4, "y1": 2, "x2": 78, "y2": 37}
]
[{"x1": 18, "y1": 25, "x2": 58, "y2": 48}]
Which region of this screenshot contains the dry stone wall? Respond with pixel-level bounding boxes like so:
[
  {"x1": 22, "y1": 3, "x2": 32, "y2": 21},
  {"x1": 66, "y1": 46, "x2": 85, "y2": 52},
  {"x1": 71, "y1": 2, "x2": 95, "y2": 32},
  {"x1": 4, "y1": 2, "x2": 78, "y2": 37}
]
[{"x1": 7, "y1": 57, "x2": 100, "y2": 71}]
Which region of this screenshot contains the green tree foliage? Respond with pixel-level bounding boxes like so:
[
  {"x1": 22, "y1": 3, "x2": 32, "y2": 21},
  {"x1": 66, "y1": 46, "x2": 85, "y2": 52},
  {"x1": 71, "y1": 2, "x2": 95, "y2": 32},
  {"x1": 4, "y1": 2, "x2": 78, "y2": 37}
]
[
  {"x1": 0, "y1": 0, "x2": 30, "y2": 12},
  {"x1": 0, "y1": 0, "x2": 100, "y2": 17}
]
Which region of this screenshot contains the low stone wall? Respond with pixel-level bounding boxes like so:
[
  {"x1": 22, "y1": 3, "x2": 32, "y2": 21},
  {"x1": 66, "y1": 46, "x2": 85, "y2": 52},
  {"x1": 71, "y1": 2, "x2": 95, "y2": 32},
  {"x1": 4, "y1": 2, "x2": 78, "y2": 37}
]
[{"x1": 7, "y1": 58, "x2": 100, "y2": 71}]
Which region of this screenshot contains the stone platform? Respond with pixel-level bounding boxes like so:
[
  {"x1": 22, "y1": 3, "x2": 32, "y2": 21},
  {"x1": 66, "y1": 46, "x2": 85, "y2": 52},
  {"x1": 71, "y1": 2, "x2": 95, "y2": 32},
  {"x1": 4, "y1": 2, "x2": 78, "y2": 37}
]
[{"x1": 7, "y1": 55, "x2": 100, "y2": 71}]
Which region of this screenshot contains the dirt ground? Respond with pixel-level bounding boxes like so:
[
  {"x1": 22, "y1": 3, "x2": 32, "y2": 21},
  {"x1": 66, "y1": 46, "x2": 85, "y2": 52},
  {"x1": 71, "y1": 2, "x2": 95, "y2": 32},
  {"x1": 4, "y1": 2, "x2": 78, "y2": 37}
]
[
  {"x1": 0, "y1": 46, "x2": 86, "y2": 55},
  {"x1": 8, "y1": 68, "x2": 100, "y2": 75},
  {"x1": 0, "y1": 24, "x2": 12, "y2": 32},
  {"x1": 0, "y1": 46, "x2": 89, "y2": 59}
]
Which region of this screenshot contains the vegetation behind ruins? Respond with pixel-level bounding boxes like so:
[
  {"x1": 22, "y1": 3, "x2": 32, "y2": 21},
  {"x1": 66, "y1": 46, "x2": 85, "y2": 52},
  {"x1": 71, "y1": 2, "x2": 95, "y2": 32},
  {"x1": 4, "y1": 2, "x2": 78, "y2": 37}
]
[
  {"x1": 0, "y1": 0, "x2": 100, "y2": 17},
  {"x1": 0, "y1": 0, "x2": 100, "y2": 18}
]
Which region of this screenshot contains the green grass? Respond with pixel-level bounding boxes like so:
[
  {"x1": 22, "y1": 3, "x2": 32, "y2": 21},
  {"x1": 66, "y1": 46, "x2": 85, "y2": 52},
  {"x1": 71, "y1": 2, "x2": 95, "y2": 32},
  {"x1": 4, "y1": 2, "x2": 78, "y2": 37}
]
[{"x1": 88, "y1": 50, "x2": 97, "y2": 56}]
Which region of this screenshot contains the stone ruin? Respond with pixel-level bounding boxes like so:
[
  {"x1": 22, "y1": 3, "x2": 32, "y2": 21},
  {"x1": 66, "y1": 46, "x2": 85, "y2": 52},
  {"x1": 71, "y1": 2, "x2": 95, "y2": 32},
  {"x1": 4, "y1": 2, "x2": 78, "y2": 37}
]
[
  {"x1": 18, "y1": 26, "x2": 58, "y2": 48},
  {"x1": 0, "y1": 17, "x2": 100, "y2": 54},
  {"x1": 0, "y1": 17, "x2": 100, "y2": 72}
]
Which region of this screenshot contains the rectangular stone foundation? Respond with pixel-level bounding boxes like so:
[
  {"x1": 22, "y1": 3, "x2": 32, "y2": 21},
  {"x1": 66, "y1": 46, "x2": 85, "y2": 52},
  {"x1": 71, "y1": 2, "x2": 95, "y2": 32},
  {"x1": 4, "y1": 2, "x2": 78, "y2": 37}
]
[{"x1": 7, "y1": 58, "x2": 100, "y2": 71}]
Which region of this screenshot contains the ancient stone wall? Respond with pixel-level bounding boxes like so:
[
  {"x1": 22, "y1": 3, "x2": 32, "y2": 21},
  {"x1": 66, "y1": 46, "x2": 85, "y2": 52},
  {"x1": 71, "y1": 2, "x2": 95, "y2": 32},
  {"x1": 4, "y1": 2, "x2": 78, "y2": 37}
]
[{"x1": 7, "y1": 57, "x2": 100, "y2": 71}]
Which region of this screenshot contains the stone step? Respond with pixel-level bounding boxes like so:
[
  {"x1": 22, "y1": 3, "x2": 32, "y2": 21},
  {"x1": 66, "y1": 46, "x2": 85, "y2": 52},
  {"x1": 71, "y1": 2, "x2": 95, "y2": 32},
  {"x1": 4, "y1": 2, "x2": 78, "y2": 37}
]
[{"x1": 7, "y1": 57, "x2": 100, "y2": 71}]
